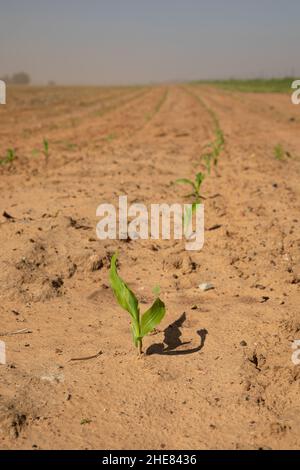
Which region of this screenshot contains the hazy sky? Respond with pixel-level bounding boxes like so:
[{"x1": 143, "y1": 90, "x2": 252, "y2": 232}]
[{"x1": 0, "y1": 0, "x2": 299, "y2": 85}]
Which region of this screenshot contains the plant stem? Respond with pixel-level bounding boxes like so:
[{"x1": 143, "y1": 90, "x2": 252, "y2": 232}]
[{"x1": 138, "y1": 339, "x2": 143, "y2": 355}]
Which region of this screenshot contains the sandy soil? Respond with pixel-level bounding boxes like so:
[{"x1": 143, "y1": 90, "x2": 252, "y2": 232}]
[{"x1": 0, "y1": 84, "x2": 299, "y2": 450}]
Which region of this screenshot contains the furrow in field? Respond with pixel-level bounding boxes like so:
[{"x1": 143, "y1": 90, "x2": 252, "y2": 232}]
[
  {"x1": 0, "y1": 87, "x2": 132, "y2": 140},
  {"x1": 0, "y1": 87, "x2": 146, "y2": 148},
  {"x1": 0, "y1": 87, "x2": 161, "y2": 172},
  {"x1": 184, "y1": 85, "x2": 300, "y2": 446}
]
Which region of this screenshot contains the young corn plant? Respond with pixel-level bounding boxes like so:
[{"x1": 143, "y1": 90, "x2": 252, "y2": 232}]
[
  {"x1": 175, "y1": 172, "x2": 205, "y2": 203},
  {"x1": 274, "y1": 144, "x2": 284, "y2": 161},
  {"x1": 43, "y1": 138, "x2": 49, "y2": 164},
  {"x1": 205, "y1": 127, "x2": 224, "y2": 168},
  {"x1": 200, "y1": 127, "x2": 224, "y2": 172},
  {"x1": 186, "y1": 87, "x2": 224, "y2": 169},
  {"x1": 175, "y1": 172, "x2": 205, "y2": 233},
  {"x1": 213, "y1": 127, "x2": 225, "y2": 166},
  {"x1": 202, "y1": 152, "x2": 212, "y2": 175},
  {"x1": 0, "y1": 148, "x2": 16, "y2": 165},
  {"x1": 109, "y1": 253, "x2": 166, "y2": 354},
  {"x1": 105, "y1": 133, "x2": 117, "y2": 142}
]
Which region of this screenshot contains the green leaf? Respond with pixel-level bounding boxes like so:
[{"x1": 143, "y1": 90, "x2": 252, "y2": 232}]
[
  {"x1": 110, "y1": 253, "x2": 141, "y2": 346},
  {"x1": 184, "y1": 205, "x2": 192, "y2": 232},
  {"x1": 175, "y1": 178, "x2": 195, "y2": 188},
  {"x1": 140, "y1": 298, "x2": 165, "y2": 338},
  {"x1": 184, "y1": 203, "x2": 199, "y2": 233},
  {"x1": 109, "y1": 253, "x2": 140, "y2": 323},
  {"x1": 203, "y1": 154, "x2": 211, "y2": 175},
  {"x1": 195, "y1": 172, "x2": 205, "y2": 191},
  {"x1": 131, "y1": 324, "x2": 139, "y2": 347}
]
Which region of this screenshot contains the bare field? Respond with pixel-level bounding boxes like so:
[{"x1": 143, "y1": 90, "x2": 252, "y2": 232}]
[{"x1": 0, "y1": 84, "x2": 300, "y2": 449}]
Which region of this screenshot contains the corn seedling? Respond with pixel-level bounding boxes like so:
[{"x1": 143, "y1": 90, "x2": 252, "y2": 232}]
[
  {"x1": 202, "y1": 152, "x2": 212, "y2": 175},
  {"x1": 80, "y1": 418, "x2": 92, "y2": 425},
  {"x1": 274, "y1": 144, "x2": 284, "y2": 161},
  {"x1": 184, "y1": 87, "x2": 225, "y2": 169},
  {"x1": 43, "y1": 138, "x2": 50, "y2": 163},
  {"x1": 0, "y1": 148, "x2": 16, "y2": 165},
  {"x1": 200, "y1": 126, "x2": 224, "y2": 172},
  {"x1": 105, "y1": 133, "x2": 117, "y2": 142},
  {"x1": 213, "y1": 127, "x2": 225, "y2": 166},
  {"x1": 175, "y1": 172, "x2": 205, "y2": 234},
  {"x1": 110, "y1": 253, "x2": 166, "y2": 354},
  {"x1": 175, "y1": 172, "x2": 205, "y2": 203}
]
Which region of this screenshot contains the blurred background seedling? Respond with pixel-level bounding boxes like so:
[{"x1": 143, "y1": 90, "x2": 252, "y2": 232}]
[
  {"x1": 0, "y1": 148, "x2": 16, "y2": 165},
  {"x1": 274, "y1": 144, "x2": 285, "y2": 160},
  {"x1": 31, "y1": 148, "x2": 40, "y2": 157},
  {"x1": 213, "y1": 127, "x2": 225, "y2": 166},
  {"x1": 202, "y1": 152, "x2": 212, "y2": 175},
  {"x1": 199, "y1": 125, "x2": 224, "y2": 172},
  {"x1": 43, "y1": 138, "x2": 50, "y2": 164},
  {"x1": 105, "y1": 133, "x2": 117, "y2": 142}
]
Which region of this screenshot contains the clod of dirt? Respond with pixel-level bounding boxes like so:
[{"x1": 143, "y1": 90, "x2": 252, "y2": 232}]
[
  {"x1": 68, "y1": 216, "x2": 91, "y2": 230},
  {"x1": 151, "y1": 244, "x2": 160, "y2": 251},
  {"x1": 10, "y1": 413, "x2": 27, "y2": 439},
  {"x1": 166, "y1": 255, "x2": 198, "y2": 274},
  {"x1": 3, "y1": 211, "x2": 15, "y2": 220},
  {"x1": 260, "y1": 296, "x2": 270, "y2": 303},
  {"x1": 51, "y1": 277, "x2": 64, "y2": 290},
  {"x1": 0, "y1": 401, "x2": 29, "y2": 440},
  {"x1": 86, "y1": 254, "x2": 104, "y2": 272},
  {"x1": 247, "y1": 351, "x2": 266, "y2": 371},
  {"x1": 68, "y1": 263, "x2": 77, "y2": 278},
  {"x1": 120, "y1": 234, "x2": 131, "y2": 243},
  {"x1": 254, "y1": 284, "x2": 266, "y2": 290},
  {"x1": 11, "y1": 310, "x2": 21, "y2": 316}
]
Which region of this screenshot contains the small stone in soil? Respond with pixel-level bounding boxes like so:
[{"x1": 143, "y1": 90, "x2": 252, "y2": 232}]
[{"x1": 199, "y1": 283, "x2": 214, "y2": 292}]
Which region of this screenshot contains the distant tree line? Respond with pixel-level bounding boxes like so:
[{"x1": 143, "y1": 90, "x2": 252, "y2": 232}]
[{"x1": 0, "y1": 72, "x2": 31, "y2": 85}]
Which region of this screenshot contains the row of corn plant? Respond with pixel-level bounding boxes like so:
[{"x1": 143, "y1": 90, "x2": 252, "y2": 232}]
[
  {"x1": 0, "y1": 140, "x2": 50, "y2": 167},
  {"x1": 201, "y1": 124, "x2": 225, "y2": 173},
  {"x1": 109, "y1": 88, "x2": 224, "y2": 355},
  {"x1": 174, "y1": 88, "x2": 225, "y2": 223},
  {"x1": 186, "y1": 86, "x2": 225, "y2": 173}
]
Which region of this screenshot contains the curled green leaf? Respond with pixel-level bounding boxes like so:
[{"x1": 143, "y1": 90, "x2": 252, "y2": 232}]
[{"x1": 141, "y1": 298, "x2": 166, "y2": 338}]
